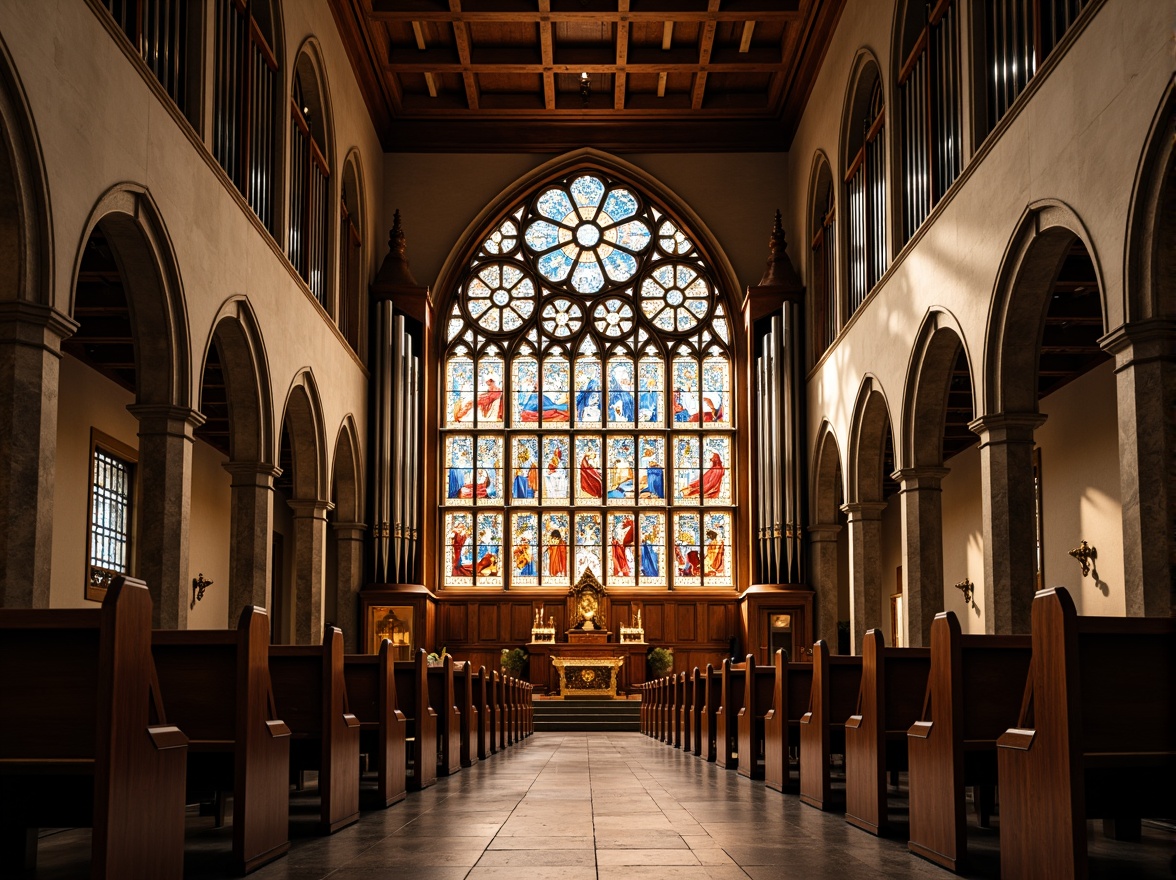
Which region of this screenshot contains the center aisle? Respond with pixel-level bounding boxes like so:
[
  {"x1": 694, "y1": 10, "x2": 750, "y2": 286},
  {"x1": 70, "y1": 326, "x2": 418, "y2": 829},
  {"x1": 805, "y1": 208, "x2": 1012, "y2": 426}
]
[{"x1": 242, "y1": 732, "x2": 946, "y2": 880}]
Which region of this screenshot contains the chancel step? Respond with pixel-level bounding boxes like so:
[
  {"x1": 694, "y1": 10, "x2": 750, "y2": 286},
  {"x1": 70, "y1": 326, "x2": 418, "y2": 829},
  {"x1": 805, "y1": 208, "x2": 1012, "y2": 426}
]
[{"x1": 533, "y1": 698, "x2": 641, "y2": 732}]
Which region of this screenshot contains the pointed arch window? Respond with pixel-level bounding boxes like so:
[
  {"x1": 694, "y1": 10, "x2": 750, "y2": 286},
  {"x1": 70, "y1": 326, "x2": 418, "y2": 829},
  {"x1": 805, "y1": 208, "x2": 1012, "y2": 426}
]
[
  {"x1": 441, "y1": 171, "x2": 736, "y2": 589},
  {"x1": 289, "y1": 64, "x2": 330, "y2": 305},
  {"x1": 811, "y1": 168, "x2": 836, "y2": 358},
  {"x1": 846, "y1": 78, "x2": 887, "y2": 315}
]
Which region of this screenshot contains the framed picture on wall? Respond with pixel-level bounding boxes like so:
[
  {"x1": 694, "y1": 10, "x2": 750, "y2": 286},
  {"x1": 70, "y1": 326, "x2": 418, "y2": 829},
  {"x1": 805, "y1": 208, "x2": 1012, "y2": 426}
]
[{"x1": 366, "y1": 605, "x2": 415, "y2": 659}]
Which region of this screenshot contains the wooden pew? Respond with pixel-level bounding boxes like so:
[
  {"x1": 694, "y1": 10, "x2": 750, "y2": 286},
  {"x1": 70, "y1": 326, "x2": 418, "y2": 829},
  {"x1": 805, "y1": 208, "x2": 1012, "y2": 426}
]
[
  {"x1": 660, "y1": 675, "x2": 672, "y2": 744},
  {"x1": 269, "y1": 627, "x2": 360, "y2": 834},
  {"x1": 701, "y1": 664, "x2": 721, "y2": 762},
  {"x1": 476, "y1": 666, "x2": 491, "y2": 760},
  {"x1": 343, "y1": 639, "x2": 407, "y2": 809},
  {"x1": 506, "y1": 676, "x2": 518, "y2": 745},
  {"x1": 799, "y1": 640, "x2": 862, "y2": 811},
  {"x1": 906, "y1": 612, "x2": 1030, "y2": 872},
  {"x1": 394, "y1": 649, "x2": 438, "y2": 790},
  {"x1": 765, "y1": 649, "x2": 813, "y2": 792},
  {"x1": 488, "y1": 670, "x2": 501, "y2": 753},
  {"x1": 453, "y1": 661, "x2": 479, "y2": 769},
  {"x1": 649, "y1": 678, "x2": 661, "y2": 741},
  {"x1": 845, "y1": 630, "x2": 930, "y2": 835},
  {"x1": 639, "y1": 682, "x2": 648, "y2": 735},
  {"x1": 680, "y1": 671, "x2": 695, "y2": 753},
  {"x1": 716, "y1": 657, "x2": 747, "y2": 769},
  {"x1": 524, "y1": 680, "x2": 533, "y2": 736},
  {"x1": 152, "y1": 605, "x2": 291, "y2": 874},
  {"x1": 427, "y1": 655, "x2": 462, "y2": 776},
  {"x1": 689, "y1": 667, "x2": 705, "y2": 757},
  {"x1": 997, "y1": 586, "x2": 1176, "y2": 880},
  {"x1": 737, "y1": 654, "x2": 778, "y2": 780},
  {"x1": 672, "y1": 673, "x2": 686, "y2": 749},
  {"x1": 0, "y1": 576, "x2": 188, "y2": 878}
]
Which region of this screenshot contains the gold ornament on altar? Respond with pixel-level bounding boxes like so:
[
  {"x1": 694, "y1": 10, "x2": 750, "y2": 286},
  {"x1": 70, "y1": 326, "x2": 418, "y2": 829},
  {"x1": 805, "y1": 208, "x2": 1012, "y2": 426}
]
[{"x1": 569, "y1": 571, "x2": 607, "y2": 630}]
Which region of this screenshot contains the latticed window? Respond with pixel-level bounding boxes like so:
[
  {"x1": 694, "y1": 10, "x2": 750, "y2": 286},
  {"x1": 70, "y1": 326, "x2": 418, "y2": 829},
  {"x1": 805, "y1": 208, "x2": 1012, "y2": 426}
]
[
  {"x1": 87, "y1": 432, "x2": 137, "y2": 601},
  {"x1": 441, "y1": 171, "x2": 736, "y2": 590},
  {"x1": 846, "y1": 79, "x2": 887, "y2": 315}
]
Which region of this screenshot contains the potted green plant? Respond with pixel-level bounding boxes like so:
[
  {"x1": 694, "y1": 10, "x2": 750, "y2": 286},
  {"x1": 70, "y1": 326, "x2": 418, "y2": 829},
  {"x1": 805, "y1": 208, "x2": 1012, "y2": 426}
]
[
  {"x1": 647, "y1": 646, "x2": 674, "y2": 678},
  {"x1": 500, "y1": 647, "x2": 528, "y2": 678},
  {"x1": 426, "y1": 646, "x2": 448, "y2": 667}
]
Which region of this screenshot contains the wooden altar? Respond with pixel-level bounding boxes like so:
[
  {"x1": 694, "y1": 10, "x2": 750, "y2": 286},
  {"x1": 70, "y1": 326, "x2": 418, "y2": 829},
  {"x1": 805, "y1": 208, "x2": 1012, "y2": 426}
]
[
  {"x1": 527, "y1": 641, "x2": 648, "y2": 695},
  {"x1": 551, "y1": 656, "x2": 626, "y2": 697}
]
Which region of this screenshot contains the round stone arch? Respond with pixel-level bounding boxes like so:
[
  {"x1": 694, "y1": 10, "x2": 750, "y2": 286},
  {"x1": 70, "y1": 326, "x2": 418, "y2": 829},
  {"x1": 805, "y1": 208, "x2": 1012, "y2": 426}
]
[
  {"x1": 810, "y1": 421, "x2": 848, "y2": 648},
  {"x1": 199, "y1": 296, "x2": 277, "y2": 623},
  {"x1": 278, "y1": 369, "x2": 331, "y2": 644},
  {"x1": 0, "y1": 32, "x2": 63, "y2": 608},
  {"x1": 897, "y1": 308, "x2": 977, "y2": 645},
  {"x1": 983, "y1": 199, "x2": 1106, "y2": 417},
  {"x1": 329, "y1": 415, "x2": 364, "y2": 651}
]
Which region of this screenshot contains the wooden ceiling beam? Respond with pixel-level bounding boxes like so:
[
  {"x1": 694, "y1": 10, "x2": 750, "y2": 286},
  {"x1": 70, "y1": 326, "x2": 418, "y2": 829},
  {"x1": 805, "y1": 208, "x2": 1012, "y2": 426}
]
[
  {"x1": 539, "y1": 0, "x2": 555, "y2": 109},
  {"x1": 448, "y1": 0, "x2": 480, "y2": 110},
  {"x1": 615, "y1": 0, "x2": 629, "y2": 110},
  {"x1": 371, "y1": 9, "x2": 801, "y2": 23},
  {"x1": 384, "y1": 59, "x2": 789, "y2": 72},
  {"x1": 691, "y1": 0, "x2": 720, "y2": 110}
]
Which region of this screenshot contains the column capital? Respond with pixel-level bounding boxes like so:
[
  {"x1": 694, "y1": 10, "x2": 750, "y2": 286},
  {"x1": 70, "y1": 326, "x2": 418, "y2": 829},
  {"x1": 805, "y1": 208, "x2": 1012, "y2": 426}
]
[
  {"x1": 968, "y1": 412, "x2": 1047, "y2": 444},
  {"x1": 223, "y1": 461, "x2": 282, "y2": 484},
  {"x1": 807, "y1": 523, "x2": 842, "y2": 542},
  {"x1": 127, "y1": 404, "x2": 207, "y2": 434},
  {"x1": 288, "y1": 498, "x2": 335, "y2": 520},
  {"x1": 0, "y1": 301, "x2": 79, "y2": 352},
  {"x1": 1099, "y1": 318, "x2": 1176, "y2": 366},
  {"x1": 891, "y1": 466, "x2": 952, "y2": 490},
  {"x1": 333, "y1": 522, "x2": 367, "y2": 540},
  {"x1": 840, "y1": 500, "x2": 889, "y2": 521}
]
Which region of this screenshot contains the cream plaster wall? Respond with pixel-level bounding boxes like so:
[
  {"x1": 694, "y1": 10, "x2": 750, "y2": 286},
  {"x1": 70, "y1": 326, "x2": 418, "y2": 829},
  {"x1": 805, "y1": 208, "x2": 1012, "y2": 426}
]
[
  {"x1": 382, "y1": 152, "x2": 788, "y2": 295},
  {"x1": 50, "y1": 356, "x2": 233, "y2": 623},
  {"x1": 940, "y1": 444, "x2": 985, "y2": 632},
  {"x1": 187, "y1": 440, "x2": 232, "y2": 629},
  {"x1": 786, "y1": 0, "x2": 1169, "y2": 626},
  {"x1": 51, "y1": 357, "x2": 141, "y2": 609},
  {"x1": 0, "y1": 0, "x2": 377, "y2": 499},
  {"x1": 1035, "y1": 360, "x2": 1124, "y2": 615}
]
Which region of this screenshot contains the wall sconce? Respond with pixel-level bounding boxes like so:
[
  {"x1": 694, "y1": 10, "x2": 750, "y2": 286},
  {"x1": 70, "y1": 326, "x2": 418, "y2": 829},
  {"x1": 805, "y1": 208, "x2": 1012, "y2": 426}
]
[
  {"x1": 191, "y1": 573, "x2": 213, "y2": 609},
  {"x1": 954, "y1": 578, "x2": 974, "y2": 605},
  {"x1": 579, "y1": 71, "x2": 591, "y2": 106},
  {"x1": 1068, "y1": 541, "x2": 1097, "y2": 578}
]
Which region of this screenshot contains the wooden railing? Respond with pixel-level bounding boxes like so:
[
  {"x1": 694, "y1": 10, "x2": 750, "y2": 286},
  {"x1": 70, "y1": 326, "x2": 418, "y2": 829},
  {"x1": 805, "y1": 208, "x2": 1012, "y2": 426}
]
[
  {"x1": 101, "y1": 0, "x2": 193, "y2": 118},
  {"x1": 898, "y1": 0, "x2": 961, "y2": 243},
  {"x1": 213, "y1": 0, "x2": 279, "y2": 235},
  {"x1": 289, "y1": 101, "x2": 331, "y2": 305}
]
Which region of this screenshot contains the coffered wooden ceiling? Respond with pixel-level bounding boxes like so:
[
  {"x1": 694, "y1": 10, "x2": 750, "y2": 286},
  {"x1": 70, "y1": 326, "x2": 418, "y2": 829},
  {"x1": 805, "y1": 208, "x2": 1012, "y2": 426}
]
[{"x1": 329, "y1": 0, "x2": 845, "y2": 151}]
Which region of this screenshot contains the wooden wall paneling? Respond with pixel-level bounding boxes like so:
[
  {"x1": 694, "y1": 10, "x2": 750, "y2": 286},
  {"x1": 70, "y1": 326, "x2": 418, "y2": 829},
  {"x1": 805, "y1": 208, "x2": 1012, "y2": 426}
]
[
  {"x1": 612, "y1": 601, "x2": 631, "y2": 637},
  {"x1": 677, "y1": 604, "x2": 697, "y2": 641},
  {"x1": 708, "y1": 604, "x2": 731, "y2": 643},
  {"x1": 510, "y1": 604, "x2": 533, "y2": 642},
  {"x1": 478, "y1": 604, "x2": 498, "y2": 641},
  {"x1": 645, "y1": 604, "x2": 665, "y2": 641},
  {"x1": 441, "y1": 603, "x2": 467, "y2": 643}
]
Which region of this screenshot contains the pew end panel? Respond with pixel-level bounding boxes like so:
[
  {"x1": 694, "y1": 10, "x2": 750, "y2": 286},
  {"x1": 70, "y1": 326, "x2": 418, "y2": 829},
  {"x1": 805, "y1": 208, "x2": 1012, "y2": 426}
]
[
  {"x1": 0, "y1": 577, "x2": 189, "y2": 879},
  {"x1": 765, "y1": 650, "x2": 813, "y2": 792},
  {"x1": 344, "y1": 640, "x2": 408, "y2": 808},
  {"x1": 799, "y1": 640, "x2": 862, "y2": 811}
]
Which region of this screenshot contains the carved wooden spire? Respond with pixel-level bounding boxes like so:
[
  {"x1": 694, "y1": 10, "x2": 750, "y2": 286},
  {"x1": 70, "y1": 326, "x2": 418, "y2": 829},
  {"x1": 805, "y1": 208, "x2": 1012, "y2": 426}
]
[
  {"x1": 374, "y1": 209, "x2": 420, "y2": 287},
  {"x1": 756, "y1": 209, "x2": 802, "y2": 289}
]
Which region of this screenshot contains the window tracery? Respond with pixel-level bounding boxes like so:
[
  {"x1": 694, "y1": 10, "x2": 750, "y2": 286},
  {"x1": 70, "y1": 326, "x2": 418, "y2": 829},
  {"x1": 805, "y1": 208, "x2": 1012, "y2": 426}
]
[{"x1": 441, "y1": 171, "x2": 735, "y2": 590}]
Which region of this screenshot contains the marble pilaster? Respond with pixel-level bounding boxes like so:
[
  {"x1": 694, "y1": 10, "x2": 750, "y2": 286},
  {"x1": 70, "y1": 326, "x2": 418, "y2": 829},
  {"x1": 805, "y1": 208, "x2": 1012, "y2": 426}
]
[
  {"x1": 808, "y1": 523, "x2": 843, "y2": 648},
  {"x1": 332, "y1": 522, "x2": 366, "y2": 653},
  {"x1": 841, "y1": 500, "x2": 888, "y2": 654},
  {"x1": 223, "y1": 461, "x2": 280, "y2": 623},
  {"x1": 0, "y1": 302, "x2": 76, "y2": 607},
  {"x1": 969, "y1": 413, "x2": 1046, "y2": 634},
  {"x1": 289, "y1": 498, "x2": 333, "y2": 645},
  {"x1": 893, "y1": 467, "x2": 950, "y2": 647},
  {"x1": 129, "y1": 404, "x2": 205, "y2": 629}
]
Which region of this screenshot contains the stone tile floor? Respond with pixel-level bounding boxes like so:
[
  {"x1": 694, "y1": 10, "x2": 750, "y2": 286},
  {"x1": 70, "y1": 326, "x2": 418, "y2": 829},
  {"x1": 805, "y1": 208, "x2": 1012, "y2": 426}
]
[{"x1": 33, "y1": 733, "x2": 1176, "y2": 878}]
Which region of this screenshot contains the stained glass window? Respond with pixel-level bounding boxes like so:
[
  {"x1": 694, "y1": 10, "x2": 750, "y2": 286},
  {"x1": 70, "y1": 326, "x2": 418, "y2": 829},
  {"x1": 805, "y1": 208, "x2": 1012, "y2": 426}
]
[{"x1": 441, "y1": 171, "x2": 736, "y2": 588}]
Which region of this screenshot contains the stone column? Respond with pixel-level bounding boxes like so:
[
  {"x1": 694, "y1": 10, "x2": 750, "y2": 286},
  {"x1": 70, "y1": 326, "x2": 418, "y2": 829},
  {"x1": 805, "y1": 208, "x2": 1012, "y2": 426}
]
[
  {"x1": 289, "y1": 498, "x2": 333, "y2": 645},
  {"x1": 0, "y1": 302, "x2": 77, "y2": 608},
  {"x1": 893, "y1": 467, "x2": 951, "y2": 647},
  {"x1": 129, "y1": 404, "x2": 205, "y2": 629},
  {"x1": 333, "y1": 522, "x2": 367, "y2": 652},
  {"x1": 223, "y1": 461, "x2": 280, "y2": 624},
  {"x1": 1101, "y1": 319, "x2": 1176, "y2": 617},
  {"x1": 841, "y1": 501, "x2": 887, "y2": 654},
  {"x1": 808, "y1": 523, "x2": 843, "y2": 648},
  {"x1": 969, "y1": 413, "x2": 1046, "y2": 634}
]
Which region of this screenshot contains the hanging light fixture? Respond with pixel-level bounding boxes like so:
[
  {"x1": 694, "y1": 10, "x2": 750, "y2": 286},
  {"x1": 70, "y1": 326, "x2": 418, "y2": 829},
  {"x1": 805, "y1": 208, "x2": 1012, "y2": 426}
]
[{"x1": 579, "y1": 71, "x2": 591, "y2": 106}]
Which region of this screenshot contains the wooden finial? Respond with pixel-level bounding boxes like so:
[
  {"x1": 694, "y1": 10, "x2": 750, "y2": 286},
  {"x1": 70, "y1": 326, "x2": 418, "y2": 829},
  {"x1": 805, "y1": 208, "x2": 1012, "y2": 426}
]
[
  {"x1": 374, "y1": 208, "x2": 419, "y2": 287},
  {"x1": 756, "y1": 208, "x2": 801, "y2": 289}
]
